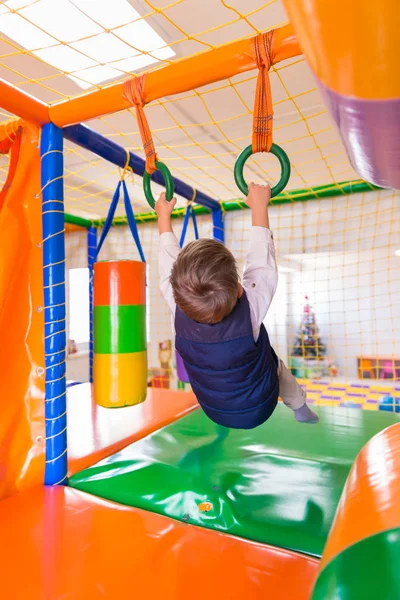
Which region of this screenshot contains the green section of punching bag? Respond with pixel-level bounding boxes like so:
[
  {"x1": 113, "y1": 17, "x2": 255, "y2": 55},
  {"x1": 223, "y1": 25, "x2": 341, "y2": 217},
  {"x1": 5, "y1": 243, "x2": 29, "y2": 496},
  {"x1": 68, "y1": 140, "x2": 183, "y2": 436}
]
[
  {"x1": 312, "y1": 527, "x2": 400, "y2": 599},
  {"x1": 94, "y1": 304, "x2": 146, "y2": 354}
]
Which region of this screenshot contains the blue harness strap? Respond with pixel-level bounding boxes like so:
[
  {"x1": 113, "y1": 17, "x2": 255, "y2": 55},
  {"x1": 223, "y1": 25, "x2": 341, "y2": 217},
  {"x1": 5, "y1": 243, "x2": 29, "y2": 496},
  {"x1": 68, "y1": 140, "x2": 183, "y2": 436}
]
[
  {"x1": 95, "y1": 179, "x2": 145, "y2": 262},
  {"x1": 179, "y1": 202, "x2": 199, "y2": 248}
]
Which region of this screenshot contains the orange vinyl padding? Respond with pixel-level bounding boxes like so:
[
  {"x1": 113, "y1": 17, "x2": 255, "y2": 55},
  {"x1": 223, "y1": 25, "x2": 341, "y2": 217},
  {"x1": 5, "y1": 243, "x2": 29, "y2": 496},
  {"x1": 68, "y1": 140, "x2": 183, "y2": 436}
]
[
  {"x1": 0, "y1": 118, "x2": 21, "y2": 155},
  {"x1": 67, "y1": 385, "x2": 198, "y2": 474},
  {"x1": 94, "y1": 260, "x2": 146, "y2": 306},
  {"x1": 1, "y1": 486, "x2": 319, "y2": 600},
  {"x1": 0, "y1": 122, "x2": 21, "y2": 213},
  {"x1": 282, "y1": 0, "x2": 399, "y2": 99},
  {"x1": 0, "y1": 122, "x2": 45, "y2": 500},
  {"x1": 65, "y1": 223, "x2": 87, "y2": 233},
  {"x1": 0, "y1": 79, "x2": 49, "y2": 125},
  {"x1": 49, "y1": 24, "x2": 301, "y2": 128},
  {"x1": 320, "y1": 422, "x2": 400, "y2": 569}
]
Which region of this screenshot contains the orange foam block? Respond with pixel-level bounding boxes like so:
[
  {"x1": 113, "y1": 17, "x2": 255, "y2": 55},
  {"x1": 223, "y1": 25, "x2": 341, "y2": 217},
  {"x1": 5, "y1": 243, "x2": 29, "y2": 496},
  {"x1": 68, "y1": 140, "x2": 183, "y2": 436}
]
[
  {"x1": 67, "y1": 384, "x2": 198, "y2": 474},
  {"x1": 0, "y1": 486, "x2": 319, "y2": 600}
]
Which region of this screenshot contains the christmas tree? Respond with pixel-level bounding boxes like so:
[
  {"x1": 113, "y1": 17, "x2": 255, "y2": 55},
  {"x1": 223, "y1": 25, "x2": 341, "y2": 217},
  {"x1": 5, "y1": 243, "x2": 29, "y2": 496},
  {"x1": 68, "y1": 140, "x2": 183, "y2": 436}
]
[{"x1": 291, "y1": 296, "x2": 327, "y2": 359}]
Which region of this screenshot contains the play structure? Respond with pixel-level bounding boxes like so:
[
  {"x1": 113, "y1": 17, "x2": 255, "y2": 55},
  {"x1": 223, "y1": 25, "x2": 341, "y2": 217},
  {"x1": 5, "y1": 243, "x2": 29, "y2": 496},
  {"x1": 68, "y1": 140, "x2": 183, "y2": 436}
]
[{"x1": 0, "y1": 1, "x2": 400, "y2": 598}]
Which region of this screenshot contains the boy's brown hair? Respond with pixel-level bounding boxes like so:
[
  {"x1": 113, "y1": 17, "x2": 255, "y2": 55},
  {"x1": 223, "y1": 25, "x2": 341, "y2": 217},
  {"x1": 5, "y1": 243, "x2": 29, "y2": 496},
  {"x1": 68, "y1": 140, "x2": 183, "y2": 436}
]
[{"x1": 170, "y1": 239, "x2": 239, "y2": 324}]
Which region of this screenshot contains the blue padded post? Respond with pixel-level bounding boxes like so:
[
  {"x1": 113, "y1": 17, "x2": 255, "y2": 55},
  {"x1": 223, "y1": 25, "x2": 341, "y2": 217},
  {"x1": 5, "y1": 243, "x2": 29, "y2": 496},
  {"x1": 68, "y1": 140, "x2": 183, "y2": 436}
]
[
  {"x1": 87, "y1": 226, "x2": 97, "y2": 383},
  {"x1": 41, "y1": 123, "x2": 68, "y2": 486},
  {"x1": 212, "y1": 207, "x2": 224, "y2": 243}
]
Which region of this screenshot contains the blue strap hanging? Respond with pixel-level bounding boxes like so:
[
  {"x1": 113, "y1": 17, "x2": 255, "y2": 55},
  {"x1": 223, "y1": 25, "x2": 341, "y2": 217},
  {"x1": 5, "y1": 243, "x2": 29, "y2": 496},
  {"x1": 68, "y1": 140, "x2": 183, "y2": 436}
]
[
  {"x1": 179, "y1": 202, "x2": 199, "y2": 248},
  {"x1": 95, "y1": 178, "x2": 145, "y2": 262}
]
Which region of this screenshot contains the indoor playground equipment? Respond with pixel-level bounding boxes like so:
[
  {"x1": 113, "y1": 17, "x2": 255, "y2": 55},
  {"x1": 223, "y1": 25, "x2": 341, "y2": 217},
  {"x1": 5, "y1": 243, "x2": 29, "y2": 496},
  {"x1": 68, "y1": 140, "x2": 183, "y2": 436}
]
[
  {"x1": 92, "y1": 176, "x2": 148, "y2": 407},
  {"x1": 0, "y1": 1, "x2": 400, "y2": 599}
]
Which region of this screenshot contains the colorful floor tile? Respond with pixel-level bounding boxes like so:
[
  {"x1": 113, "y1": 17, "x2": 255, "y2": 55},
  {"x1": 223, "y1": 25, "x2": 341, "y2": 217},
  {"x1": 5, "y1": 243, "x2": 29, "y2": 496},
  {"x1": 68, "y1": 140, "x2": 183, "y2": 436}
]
[{"x1": 295, "y1": 379, "x2": 400, "y2": 412}]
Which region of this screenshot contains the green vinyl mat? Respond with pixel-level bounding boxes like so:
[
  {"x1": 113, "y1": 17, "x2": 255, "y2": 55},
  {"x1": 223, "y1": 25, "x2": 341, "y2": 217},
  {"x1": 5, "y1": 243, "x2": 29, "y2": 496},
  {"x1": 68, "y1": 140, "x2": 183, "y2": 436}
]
[{"x1": 69, "y1": 404, "x2": 400, "y2": 557}]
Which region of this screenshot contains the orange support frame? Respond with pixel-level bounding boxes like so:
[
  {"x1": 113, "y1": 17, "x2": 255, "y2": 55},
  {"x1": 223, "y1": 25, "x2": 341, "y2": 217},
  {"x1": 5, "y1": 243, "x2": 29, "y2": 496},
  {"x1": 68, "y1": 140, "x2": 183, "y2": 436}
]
[
  {"x1": 0, "y1": 79, "x2": 49, "y2": 125},
  {"x1": 0, "y1": 25, "x2": 300, "y2": 128},
  {"x1": 49, "y1": 24, "x2": 300, "y2": 127}
]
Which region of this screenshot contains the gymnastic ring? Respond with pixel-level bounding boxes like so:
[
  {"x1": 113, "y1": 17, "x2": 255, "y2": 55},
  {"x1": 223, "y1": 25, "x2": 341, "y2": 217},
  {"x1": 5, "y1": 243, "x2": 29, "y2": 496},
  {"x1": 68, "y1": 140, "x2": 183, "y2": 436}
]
[
  {"x1": 234, "y1": 143, "x2": 291, "y2": 198},
  {"x1": 143, "y1": 160, "x2": 175, "y2": 209}
]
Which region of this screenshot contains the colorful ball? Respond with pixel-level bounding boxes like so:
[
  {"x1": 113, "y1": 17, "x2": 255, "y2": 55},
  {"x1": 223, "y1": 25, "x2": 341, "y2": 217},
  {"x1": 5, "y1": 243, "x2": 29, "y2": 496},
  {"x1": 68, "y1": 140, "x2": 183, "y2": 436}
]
[{"x1": 378, "y1": 395, "x2": 400, "y2": 413}]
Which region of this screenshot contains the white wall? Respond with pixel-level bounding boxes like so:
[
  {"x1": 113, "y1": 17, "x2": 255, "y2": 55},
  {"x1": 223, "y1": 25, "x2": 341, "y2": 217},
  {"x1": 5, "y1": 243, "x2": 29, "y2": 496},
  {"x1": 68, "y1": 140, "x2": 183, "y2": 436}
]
[
  {"x1": 283, "y1": 190, "x2": 400, "y2": 378},
  {"x1": 65, "y1": 188, "x2": 400, "y2": 381}
]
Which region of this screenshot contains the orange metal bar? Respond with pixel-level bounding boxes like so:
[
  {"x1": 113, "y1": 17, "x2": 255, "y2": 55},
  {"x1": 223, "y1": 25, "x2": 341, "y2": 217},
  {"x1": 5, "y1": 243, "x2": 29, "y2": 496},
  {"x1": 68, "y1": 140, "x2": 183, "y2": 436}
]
[
  {"x1": 49, "y1": 24, "x2": 301, "y2": 127},
  {"x1": 320, "y1": 422, "x2": 400, "y2": 570},
  {"x1": 0, "y1": 79, "x2": 49, "y2": 125}
]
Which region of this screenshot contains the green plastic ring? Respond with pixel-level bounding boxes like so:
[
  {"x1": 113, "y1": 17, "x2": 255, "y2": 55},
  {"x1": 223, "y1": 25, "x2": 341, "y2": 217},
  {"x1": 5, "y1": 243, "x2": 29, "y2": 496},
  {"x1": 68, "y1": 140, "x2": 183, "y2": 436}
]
[
  {"x1": 234, "y1": 143, "x2": 291, "y2": 198},
  {"x1": 143, "y1": 161, "x2": 175, "y2": 209}
]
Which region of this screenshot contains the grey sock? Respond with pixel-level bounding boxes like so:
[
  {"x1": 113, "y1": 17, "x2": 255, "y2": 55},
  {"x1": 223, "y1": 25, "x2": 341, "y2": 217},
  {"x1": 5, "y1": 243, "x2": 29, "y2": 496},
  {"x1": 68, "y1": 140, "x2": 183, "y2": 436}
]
[{"x1": 294, "y1": 403, "x2": 319, "y2": 424}]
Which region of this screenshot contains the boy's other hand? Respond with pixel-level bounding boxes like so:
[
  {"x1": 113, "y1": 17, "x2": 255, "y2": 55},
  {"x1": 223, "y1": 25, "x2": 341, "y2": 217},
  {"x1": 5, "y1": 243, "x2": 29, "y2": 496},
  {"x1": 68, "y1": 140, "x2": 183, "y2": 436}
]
[
  {"x1": 156, "y1": 192, "x2": 177, "y2": 234},
  {"x1": 245, "y1": 182, "x2": 271, "y2": 209},
  {"x1": 245, "y1": 183, "x2": 271, "y2": 229},
  {"x1": 155, "y1": 192, "x2": 177, "y2": 219}
]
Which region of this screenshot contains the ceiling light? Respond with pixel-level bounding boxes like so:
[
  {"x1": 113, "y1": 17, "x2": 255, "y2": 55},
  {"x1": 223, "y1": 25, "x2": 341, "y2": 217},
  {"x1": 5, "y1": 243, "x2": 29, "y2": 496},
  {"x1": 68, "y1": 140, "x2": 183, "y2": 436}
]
[{"x1": 0, "y1": 0, "x2": 175, "y2": 89}]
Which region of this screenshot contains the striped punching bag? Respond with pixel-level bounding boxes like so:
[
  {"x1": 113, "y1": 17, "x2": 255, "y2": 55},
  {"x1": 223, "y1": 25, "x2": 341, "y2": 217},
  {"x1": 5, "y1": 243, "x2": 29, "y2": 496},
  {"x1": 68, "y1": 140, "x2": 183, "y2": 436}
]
[
  {"x1": 93, "y1": 178, "x2": 147, "y2": 408},
  {"x1": 176, "y1": 203, "x2": 199, "y2": 384}
]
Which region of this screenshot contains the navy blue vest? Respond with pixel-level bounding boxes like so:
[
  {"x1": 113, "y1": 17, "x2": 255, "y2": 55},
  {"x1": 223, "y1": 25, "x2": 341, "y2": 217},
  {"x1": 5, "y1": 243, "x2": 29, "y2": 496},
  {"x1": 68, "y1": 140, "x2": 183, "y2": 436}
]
[{"x1": 175, "y1": 291, "x2": 279, "y2": 429}]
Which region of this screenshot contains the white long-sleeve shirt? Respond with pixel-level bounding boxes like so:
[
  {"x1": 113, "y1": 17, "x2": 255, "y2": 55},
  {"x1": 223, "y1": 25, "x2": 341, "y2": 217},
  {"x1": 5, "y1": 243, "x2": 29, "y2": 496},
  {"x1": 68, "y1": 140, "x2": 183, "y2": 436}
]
[{"x1": 159, "y1": 226, "x2": 278, "y2": 342}]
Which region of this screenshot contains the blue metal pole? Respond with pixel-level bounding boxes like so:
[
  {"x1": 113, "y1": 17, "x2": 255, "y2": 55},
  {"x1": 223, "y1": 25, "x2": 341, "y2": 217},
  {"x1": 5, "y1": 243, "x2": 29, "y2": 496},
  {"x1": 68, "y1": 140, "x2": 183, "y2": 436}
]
[
  {"x1": 40, "y1": 123, "x2": 68, "y2": 486},
  {"x1": 87, "y1": 226, "x2": 97, "y2": 383},
  {"x1": 63, "y1": 124, "x2": 220, "y2": 212},
  {"x1": 212, "y1": 207, "x2": 224, "y2": 243}
]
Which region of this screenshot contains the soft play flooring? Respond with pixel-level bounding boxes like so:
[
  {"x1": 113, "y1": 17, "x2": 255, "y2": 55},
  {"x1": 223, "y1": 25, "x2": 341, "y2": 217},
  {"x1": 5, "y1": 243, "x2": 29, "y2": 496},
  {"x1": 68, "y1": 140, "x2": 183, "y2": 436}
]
[
  {"x1": 299, "y1": 379, "x2": 400, "y2": 410},
  {"x1": 69, "y1": 404, "x2": 400, "y2": 558}
]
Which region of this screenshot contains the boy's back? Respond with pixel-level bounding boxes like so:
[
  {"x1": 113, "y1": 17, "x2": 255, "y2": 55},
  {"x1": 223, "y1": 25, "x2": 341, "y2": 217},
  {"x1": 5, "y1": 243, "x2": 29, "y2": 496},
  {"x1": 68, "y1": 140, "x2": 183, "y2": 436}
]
[{"x1": 156, "y1": 183, "x2": 318, "y2": 428}]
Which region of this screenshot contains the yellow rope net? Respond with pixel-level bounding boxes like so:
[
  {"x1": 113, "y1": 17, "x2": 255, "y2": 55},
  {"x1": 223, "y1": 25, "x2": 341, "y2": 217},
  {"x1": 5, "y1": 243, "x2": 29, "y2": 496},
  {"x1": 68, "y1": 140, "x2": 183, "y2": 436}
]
[
  {"x1": 0, "y1": 1, "x2": 399, "y2": 409},
  {"x1": 64, "y1": 186, "x2": 400, "y2": 410},
  {"x1": 0, "y1": 0, "x2": 360, "y2": 218}
]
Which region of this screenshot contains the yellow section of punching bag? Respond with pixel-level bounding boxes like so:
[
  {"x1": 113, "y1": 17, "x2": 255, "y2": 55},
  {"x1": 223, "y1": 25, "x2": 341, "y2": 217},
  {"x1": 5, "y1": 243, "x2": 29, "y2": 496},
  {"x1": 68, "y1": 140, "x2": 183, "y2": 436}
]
[{"x1": 94, "y1": 351, "x2": 147, "y2": 408}]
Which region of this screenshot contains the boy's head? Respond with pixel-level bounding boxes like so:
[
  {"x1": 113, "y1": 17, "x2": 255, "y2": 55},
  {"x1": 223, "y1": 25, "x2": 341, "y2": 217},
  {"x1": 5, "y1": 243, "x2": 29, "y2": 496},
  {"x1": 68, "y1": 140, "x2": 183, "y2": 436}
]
[{"x1": 170, "y1": 239, "x2": 240, "y2": 324}]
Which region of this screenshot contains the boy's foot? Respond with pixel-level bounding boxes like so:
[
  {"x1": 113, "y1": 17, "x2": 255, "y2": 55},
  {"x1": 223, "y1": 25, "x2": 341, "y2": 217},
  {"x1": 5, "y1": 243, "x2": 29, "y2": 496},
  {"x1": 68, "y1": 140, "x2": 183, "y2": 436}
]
[{"x1": 294, "y1": 404, "x2": 319, "y2": 424}]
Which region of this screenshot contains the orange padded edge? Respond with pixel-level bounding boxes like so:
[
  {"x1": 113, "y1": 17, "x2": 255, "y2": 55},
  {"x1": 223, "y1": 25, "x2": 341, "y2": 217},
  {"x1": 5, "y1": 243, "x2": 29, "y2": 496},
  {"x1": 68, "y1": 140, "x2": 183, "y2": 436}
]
[
  {"x1": 283, "y1": 0, "x2": 399, "y2": 99},
  {"x1": 94, "y1": 260, "x2": 146, "y2": 306},
  {"x1": 0, "y1": 486, "x2": 319, "y2": 600},
  {"x1": 49, "y1": 24, "x2": 300, "y2": 127},
  {"x1": 67, "y1": 385, "x2": 198, "y2": 474},
  {"x1": 0, "y1": 122, "x2": 45, "y2": 500},
  {"x1": 320, "y1": 422, "x2": 400, "y2": 569}
]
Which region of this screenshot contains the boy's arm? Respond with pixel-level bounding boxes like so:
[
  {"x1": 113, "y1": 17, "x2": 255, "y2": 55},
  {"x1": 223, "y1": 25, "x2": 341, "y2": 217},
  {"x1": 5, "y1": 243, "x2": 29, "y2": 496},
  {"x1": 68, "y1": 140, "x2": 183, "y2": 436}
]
[
  {"x1": 156, "y1": 193, "x2": 179, "y2": 315},
  {"x1": 242, "y1": 183, "x2": 278, "y2": 338}
]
